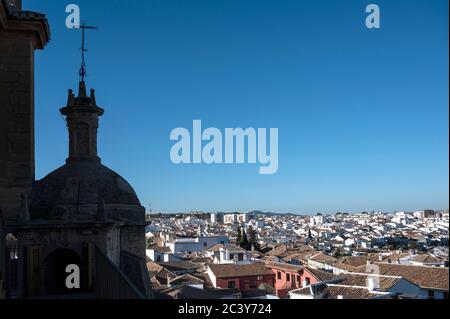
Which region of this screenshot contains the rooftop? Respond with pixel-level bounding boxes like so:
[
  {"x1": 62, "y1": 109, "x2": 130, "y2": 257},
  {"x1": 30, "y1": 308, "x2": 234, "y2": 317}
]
[
  {"x1": 208, "y1": 262, "x2": 274, "y2": 278},
  {"x1": 291, "y1": 283, "x2": 393, "y2": 299},
  {"x1": 356, "y1": 262, "x2": 449, "y2": 291}
]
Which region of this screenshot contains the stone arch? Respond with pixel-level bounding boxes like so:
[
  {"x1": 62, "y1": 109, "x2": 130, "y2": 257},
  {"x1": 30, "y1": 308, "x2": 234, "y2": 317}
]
[{"x1": 43, "y1": 248, "x2": 82, "y2": 296}]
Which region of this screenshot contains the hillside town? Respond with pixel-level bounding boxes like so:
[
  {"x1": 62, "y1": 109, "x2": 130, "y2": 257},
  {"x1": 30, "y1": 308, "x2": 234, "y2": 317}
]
[{"x1": 145, "y1": 210, "x2": 449, "y2": 299}]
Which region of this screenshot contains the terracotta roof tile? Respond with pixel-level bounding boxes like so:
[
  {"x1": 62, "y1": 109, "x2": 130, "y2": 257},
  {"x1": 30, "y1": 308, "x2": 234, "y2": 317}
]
[
  {"x1": 360, "y1": 263, "x2": 449, "y2": 291},
  {"x1": 159, "y1": 261, "x2": 202, "y2": 272},
  {"x1": 306, "y1": 268, "x2": 337, "y2": 282},
  {"x1": 334, "y1": 273, "x2": 402, "y2": 291},
  {"x1": 170, "y1": 274, "x2": 205, "y2": 286},
  {"x1": 208, "y1": 262, "x2": 274, "y2": 278},
  {"x1": 266, "y1": 261, "x2": 304, "y2": 273},
  {"x1": 291, "y1": 284, "x2": 392, "y2": 299}
]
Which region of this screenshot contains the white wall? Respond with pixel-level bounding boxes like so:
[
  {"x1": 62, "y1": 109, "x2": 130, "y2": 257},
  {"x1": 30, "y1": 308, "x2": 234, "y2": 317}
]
[
  {"x1": 289, "y1": 292, "x2": 314, "y2": 299},
  {"x1": 206, "y1": 267, "x2": 217, "y2": 288},
  {"x1": 389, "y1": 279, "x2": 425, "y2": 299},
  {"x1": 168, "y1": 236, "x2": 229, "y2": 253}
]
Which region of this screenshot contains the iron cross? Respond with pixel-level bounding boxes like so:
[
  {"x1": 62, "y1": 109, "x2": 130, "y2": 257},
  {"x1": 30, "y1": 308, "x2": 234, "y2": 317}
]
[{"x1": 77, "y1": 23, "x2": 97, "y2": 82}]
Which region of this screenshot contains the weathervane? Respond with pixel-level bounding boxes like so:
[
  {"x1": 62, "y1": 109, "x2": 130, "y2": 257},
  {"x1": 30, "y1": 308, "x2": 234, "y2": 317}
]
[{"x1": 77, "y1": 23, "x2": 97, "y2": 82}]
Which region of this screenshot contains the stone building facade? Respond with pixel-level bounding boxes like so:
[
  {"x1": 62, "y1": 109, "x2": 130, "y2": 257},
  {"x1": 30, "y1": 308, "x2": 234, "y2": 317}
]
[
  {"x1": 1, "y1": 0, "x2": 151, "y2": 298},
  {"x1": 0, "y1": 0, "x2": 49, "y2": 225}
]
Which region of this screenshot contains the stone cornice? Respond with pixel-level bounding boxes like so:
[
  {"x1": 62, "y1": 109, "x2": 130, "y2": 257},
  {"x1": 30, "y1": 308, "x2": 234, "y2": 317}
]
[{"x1": 0, "y1": 1, "x2": 50, "y2": 49}]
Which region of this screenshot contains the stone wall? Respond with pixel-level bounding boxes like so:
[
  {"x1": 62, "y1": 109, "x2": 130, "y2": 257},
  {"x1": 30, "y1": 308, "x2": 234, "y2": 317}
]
[
  {"x1": 0, "y1": 33, "x2": 35, "y2": 223},
  {"x1": 120, "y1": 226, "x2": 146, "y2": 257},
  {"x1": 15, "y1": 225, "x2": 119, "y2": 297},
  {"x1": 0, "y1": 209, "x2": 6, "y2": 298}
]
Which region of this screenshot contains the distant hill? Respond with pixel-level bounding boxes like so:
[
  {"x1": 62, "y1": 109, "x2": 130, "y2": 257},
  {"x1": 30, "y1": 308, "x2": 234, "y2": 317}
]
[{"x1": 249, "y1": 210, "x2": 297, "y2": 217}]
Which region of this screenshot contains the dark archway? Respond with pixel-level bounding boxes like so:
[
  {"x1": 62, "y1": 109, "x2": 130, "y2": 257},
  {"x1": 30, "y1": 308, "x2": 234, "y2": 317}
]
[{"x1": 44, "y1": 249, "x2": 82, "y2": 296}]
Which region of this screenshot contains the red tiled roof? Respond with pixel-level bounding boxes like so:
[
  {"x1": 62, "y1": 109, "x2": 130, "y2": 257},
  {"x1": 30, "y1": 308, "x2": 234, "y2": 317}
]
[
  {"x1": 305, "y1": 268, "x2": 337, "y2": 282},
  {"x1": 358, "y1": 263, "x2": 449, "y2": 291},
  {"x1": 208, "y1": 262, "x2": 274, "y2": 278},
  {"x1": 266, "y1": 261, "x2": 303, "y2": 274}
]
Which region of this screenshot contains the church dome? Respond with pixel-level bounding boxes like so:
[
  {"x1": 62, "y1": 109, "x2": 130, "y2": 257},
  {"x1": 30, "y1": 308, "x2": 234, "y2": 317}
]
[
  {"x1": 31, "y1": 160, "x2": 141, "y2": 212},
  {"x1": 29, "y1": 80, "x2": 144, "y2": 221}
]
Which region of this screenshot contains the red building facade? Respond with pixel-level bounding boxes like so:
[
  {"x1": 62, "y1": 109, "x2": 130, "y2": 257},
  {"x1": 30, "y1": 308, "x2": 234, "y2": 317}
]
[
  {"x1": 267, "y1": 262, "x2": 321, "y2": 298},
  {"x1": 215, "y1": 274, "x2": 275, "y2": 293},
  {"x1": 207, "y1": 263, "x2": 275, "y2": 294}
]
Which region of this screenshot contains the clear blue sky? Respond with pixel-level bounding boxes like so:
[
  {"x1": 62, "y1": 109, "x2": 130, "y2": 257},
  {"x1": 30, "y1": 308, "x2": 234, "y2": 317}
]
[{"x1": 26, "y1": 0, "x2": 448, "y2": 214}]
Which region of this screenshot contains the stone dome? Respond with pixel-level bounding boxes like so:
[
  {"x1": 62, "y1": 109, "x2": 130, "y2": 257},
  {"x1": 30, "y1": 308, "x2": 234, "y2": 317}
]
[
  {"x1": 28, "y1": 81, "x2": 144, "y2": 222},
  {"x1": 30, "y1": 160, "x2": 142, "y2": 214}
]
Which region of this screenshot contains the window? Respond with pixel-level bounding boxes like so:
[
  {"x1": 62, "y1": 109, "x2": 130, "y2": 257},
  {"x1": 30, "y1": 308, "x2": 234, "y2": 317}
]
[
  {"x1": 156, "y1": 255, "x2": 161, "y2": 262},
  {"x1": 203, "y1": 242, "x2": 207, "y2": 247},
  {"x1": 428, "y1": 290, "x2": 435, "y2": 299},
  {"x1": 277, "y1": 271, "x2": 281, "y2": 280},
  {"x1": 286, "y1": 273, "x2": 290, "y2": 281},
  {"x1": 230, "y1": 254, "x2": 235, "y2": 260},
  {"x1": 249, "y1": 280, "x2": 258, "y2": 288},
  {"x1": 228, "y1": 281, "x2": 236, "y2": 289}
]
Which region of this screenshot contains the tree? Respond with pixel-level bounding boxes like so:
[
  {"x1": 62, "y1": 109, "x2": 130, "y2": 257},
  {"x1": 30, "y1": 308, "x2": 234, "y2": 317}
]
[
  {"x1": 408, "y1": 241, "x2": 418, "y2": 250},
  {"x1": 248, "y1": 226, "x2": 260, "y2": 251},
  {"x1": 145, "y1": 237, "x2": 154, "y2": 249},
  {"x1": 236, "y1": 227, "x2": 242, "y2": 246},
  {"x1": 241, "y1": 228, "x2": 249, "y2": 250}
]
